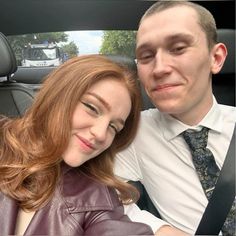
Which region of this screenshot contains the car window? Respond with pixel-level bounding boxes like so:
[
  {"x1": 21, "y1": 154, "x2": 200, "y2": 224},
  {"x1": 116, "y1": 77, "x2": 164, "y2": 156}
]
[{"x1": 7, "y1": 30, "x2": 136, "y2": 67}]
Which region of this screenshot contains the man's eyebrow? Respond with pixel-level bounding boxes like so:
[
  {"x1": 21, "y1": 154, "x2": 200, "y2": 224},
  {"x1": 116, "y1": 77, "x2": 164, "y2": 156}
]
[
  {"x1": 136, "y1": 43, "x2": 151, "y2": 55},
  {"x1": 136, "y1": 33, "x2": 194, "y2": 53},
  {"x1": 166, "y1": 33, "x2": 194, "y2": 43}
]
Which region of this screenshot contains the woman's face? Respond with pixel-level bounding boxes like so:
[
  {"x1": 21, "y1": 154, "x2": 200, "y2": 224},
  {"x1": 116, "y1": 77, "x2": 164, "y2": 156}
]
[{"x1": 62, "y1": 78, "x2": 132, "y2": 167}]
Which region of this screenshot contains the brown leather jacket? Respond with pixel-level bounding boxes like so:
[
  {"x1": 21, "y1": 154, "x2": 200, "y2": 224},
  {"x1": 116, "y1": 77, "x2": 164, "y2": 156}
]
[{"x1": 0, "y1": 165, "x2": 153, "y2": 235}]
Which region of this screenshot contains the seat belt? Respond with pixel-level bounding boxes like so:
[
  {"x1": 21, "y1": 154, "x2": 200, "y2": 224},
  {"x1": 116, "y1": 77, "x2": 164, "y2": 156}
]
[{"x1": 195, "y1": 124, "x2": 235, "y2": 235}]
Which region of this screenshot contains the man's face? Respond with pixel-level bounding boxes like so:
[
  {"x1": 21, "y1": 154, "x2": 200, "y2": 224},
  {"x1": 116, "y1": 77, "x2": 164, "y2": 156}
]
[{"x1": 136, "y1": 6, "x2": 216, "y2": 124}]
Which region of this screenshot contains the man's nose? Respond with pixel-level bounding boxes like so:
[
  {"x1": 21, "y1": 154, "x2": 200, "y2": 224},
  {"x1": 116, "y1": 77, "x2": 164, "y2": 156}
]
[{"x1": 152, "y1": 51, "x2": 172, "y2": 77}]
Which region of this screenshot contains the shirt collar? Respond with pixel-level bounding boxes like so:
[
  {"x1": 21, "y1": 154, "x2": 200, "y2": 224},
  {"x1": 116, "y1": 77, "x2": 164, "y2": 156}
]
[{"x1": 160, "y1": 97, "x2": 223, "y2": 141}]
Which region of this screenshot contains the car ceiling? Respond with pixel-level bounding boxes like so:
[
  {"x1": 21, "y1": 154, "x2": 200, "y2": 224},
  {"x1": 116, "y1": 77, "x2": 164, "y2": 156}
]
[{"x1": 0, "y1": 0, "x2": 235, "y2": 36}]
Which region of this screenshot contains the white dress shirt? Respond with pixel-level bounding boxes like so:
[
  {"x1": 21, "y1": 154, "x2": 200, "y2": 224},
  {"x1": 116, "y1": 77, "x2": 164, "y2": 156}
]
[{"x1": 115, "y1": 98, "x2": 236, "y2": 234}]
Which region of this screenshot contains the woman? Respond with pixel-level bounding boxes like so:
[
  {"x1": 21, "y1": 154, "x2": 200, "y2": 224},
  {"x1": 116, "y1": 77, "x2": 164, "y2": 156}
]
[{"x1": 0, "y1": 55, "x2": 153, "y2": 235}]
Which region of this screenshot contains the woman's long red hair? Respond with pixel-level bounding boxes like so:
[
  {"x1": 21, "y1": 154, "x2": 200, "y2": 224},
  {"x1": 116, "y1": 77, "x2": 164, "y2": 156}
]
[{"x1": 0, "y1": 55, "x2": 141, "y2": 211}]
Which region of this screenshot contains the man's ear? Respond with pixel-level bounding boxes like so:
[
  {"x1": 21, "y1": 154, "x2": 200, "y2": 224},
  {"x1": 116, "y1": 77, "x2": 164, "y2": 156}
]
[{"x1": 211, "y1": 43, "x2": 227, "y2": 74}]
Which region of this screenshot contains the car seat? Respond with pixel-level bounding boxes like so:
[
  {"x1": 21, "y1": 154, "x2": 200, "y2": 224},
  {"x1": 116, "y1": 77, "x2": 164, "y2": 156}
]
[
  {"x1": 106, "y1": 54, "x2": 155, "y2": 110},
  {"x1": 0, "y1": 32, "x2": 35, "y2": 117},
  {"x1": 213, "y1": 29, "x2": 235, "y2": 106}
]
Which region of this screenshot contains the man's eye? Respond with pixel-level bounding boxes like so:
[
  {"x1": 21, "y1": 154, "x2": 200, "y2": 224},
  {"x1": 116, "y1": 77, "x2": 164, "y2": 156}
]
[
  {"x1": 81, "y1": 102, "x2": 98, "y2": 114},
  {"x1": 137, "y1": 54, "x2": 154, "y2": 64},
  {"x1": 170, "y1": 46, "x2": 186, "y2": 54}
]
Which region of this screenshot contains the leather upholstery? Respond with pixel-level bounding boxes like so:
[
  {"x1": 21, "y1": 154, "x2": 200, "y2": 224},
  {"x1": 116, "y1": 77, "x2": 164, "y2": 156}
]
[
  {"x1": 0, "y1": 32, "x2": 17, "y2": 77},
  {"x1": 0, "y1": 32, "x2": 34, "y2": 117},
  {"x1": 213, "y1": 29, "x2": 235, "y2": 106},
  {"x1": 217, "y1": 29, "x2": 235, "y2": 74}
]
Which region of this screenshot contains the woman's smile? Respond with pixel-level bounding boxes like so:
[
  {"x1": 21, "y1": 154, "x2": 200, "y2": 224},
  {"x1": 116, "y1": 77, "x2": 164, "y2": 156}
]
[{"x1": 74, "y1": 134, "x2": 95, "y2": 153}]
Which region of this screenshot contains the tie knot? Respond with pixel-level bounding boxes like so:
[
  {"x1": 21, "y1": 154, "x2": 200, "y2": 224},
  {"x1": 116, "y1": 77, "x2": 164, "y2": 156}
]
[{"x1": 182, "y1": 127, "x2": 209, "y2": 151}]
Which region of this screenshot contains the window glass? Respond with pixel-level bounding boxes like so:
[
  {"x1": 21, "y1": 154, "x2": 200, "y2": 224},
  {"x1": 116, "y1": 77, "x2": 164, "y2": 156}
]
[{"x1": 7, "y1": 30, "x2": 136, "y2": 67}]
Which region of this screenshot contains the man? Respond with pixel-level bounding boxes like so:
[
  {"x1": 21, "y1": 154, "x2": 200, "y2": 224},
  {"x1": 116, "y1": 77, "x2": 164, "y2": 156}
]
[{"x1": 115, "y1": 1, "x2": 235, "y2": 235}]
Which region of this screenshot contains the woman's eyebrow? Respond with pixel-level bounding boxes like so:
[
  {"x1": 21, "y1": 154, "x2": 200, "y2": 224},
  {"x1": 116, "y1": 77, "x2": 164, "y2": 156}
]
[
  {"x1": 87, "y1": 92, "x2": 111, "y2": 110},
  {"x1": 86, "y1": 92, "x2": 125, "y2": 126},
  {"x1": 116, "y1": 118, "x2": 125, "y2": 126}
]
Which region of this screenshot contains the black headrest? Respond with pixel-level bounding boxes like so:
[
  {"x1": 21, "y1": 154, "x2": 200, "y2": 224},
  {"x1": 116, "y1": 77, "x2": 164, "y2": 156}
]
[
  {"x1": 106, "y1": 54, "x2": 137, "y2": 72},
  {"x1": 217, "y1": 29, "x2": 235, "y2": 74},
  {"x1": 0, "y1": 32, "x2": 17, "y2": 77}
]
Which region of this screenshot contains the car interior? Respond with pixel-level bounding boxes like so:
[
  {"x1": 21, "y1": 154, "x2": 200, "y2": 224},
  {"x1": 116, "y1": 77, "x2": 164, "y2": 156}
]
[
  {"x1": 0, "y1": 0, "x2": 235, "y2": 221},
  {"x1": 0, "y1": 28, "x2": 235, "y2": 116}
]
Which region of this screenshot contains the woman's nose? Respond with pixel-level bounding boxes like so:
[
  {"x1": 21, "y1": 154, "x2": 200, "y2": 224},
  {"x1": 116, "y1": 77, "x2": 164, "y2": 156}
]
[{"x1": 90, "y1": 120, "x2": 108, "y2": 142}]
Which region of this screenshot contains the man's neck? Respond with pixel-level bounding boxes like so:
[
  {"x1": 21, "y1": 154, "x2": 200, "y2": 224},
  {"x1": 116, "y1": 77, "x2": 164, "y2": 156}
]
[{"x1": 172, "y1": 97, "x2": 214, "y2": 126}]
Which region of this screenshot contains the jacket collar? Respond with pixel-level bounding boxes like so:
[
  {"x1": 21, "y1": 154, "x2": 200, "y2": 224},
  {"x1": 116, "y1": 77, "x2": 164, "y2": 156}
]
[{"x1": 61, "y1": 164, "x2": 117, "y2": 213}]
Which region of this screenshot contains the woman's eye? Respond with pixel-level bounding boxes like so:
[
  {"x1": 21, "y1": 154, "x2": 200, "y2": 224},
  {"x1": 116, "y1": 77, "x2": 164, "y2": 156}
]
[
  {"x1": 81, "y1": 102, "x2": 98, "y2": 114},
  {"x1": 109, "y1": 123, "x2": 118, "y2": 134}
]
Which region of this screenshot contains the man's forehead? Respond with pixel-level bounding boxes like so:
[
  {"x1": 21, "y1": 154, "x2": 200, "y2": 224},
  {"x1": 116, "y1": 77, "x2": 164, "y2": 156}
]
[
  {"x1": 137, "y1": 6, "x2": 200, "y2": 39},
  {"x1": 139, "y1": 5, "x2": 198, "y2": 27}
]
